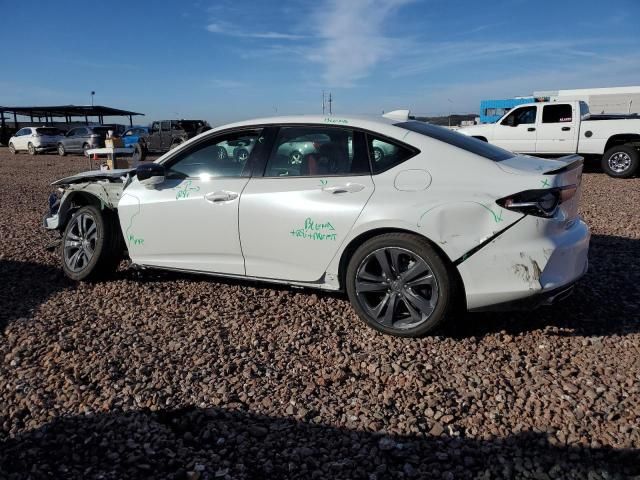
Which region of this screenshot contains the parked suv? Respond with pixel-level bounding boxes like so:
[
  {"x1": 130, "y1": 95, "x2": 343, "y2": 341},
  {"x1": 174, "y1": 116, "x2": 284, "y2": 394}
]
[
  {"x1": 8, "y1": 127, "x2": 63, "y2": 155},
  {"x1": 142, "y1": 120, "x2": 210, "y2": 153},
  {"x1": 57, "y1": 126, "x2": 113, "y2": 156}
]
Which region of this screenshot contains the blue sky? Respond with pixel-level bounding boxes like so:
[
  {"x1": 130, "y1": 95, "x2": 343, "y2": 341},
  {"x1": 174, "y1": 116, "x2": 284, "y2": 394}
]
[{"x1": 1, "y1": 0, "x2": 639, "y2": 125}]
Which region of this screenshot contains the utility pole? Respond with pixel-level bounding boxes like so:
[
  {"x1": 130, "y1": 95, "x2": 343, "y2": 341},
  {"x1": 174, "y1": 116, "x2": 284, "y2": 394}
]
[
  {"x1": 447, "y1": 98, "x2": 453, "y2": 127},
  {"x1": 328, "y1": 92, "x2": 332, "y2": 115},
  {"x1": 322, "y1": 90, "x2": 325, "y2": 115},
  {"x1": 91, "y1": 91, "x2": 95, "y2": 107}
]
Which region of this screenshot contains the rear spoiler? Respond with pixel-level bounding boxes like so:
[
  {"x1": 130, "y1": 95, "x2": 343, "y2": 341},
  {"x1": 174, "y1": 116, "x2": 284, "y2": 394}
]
[{"x1": 543, "y1": 154, "x2": 583, "y2": 175}]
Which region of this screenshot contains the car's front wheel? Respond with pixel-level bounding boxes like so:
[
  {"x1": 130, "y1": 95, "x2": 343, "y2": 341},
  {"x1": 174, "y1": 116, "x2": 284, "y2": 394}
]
[
  {"x1": 8, "y1": 142, "x2": 16, "y2": 154},
  {"x1": 61, "y1": 205, "x2": 123, "y2": 281},
  {"x1": 58, "y1": 143, "x2": 66, "y2": 156},
  {"x1": 346, "y1": 233, "x2": 452, "y2": 337},
  {"x1": 601, "y1": 145, "x2": 638, "y2": 178}
]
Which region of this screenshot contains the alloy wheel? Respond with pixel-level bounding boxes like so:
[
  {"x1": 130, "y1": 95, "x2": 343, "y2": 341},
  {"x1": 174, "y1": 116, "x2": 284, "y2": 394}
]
[
  {"x1": 355, "y1": 247, "x2": 439, "y2": 330},
  {"x1": 608, "y1": 152, "x2": 632, "y2": 173},
  {"x1": 63, "y1": 213, "x2": 98, "y2": 272}
]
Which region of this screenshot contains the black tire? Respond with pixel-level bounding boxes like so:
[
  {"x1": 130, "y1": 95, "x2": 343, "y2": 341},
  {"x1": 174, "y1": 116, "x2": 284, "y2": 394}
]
[
  {"x1": 8, "y1": 142, "x2": 16, "y2": 155},
  {"x1": 60, "y1": 205, "x2": 123, "y2": 281},
  {"x1": 28, "y1": 142, "x2": 36, "y2": 155},
  {"x1": 57, "y1": 143, "x2": 66, "y2": 156},
  {"x1": 234, "y1": 148, "x2": 249, "y2": 163},
  {"x1": 82, "y1": 143, "x2": 90, "y2": 157},
  {"x1": 601, "y1": 145, "x2": 639, "y2": 178},
  {"x1": 132, "y1": 143, "x2": 146, "y2": 162},
  {"x1": 345, "y1": 233, "x2": 453, "y2": 337}
]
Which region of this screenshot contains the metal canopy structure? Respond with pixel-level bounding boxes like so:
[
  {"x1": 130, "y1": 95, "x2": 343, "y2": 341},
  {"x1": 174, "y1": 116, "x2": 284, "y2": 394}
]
[{"x1": 0, "y1": 105, "x2": 144, "y2": 128}]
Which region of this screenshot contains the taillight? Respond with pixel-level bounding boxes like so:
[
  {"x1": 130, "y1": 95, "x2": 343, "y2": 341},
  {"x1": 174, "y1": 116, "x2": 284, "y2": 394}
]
[
  {"x1": 31, "y1": 133, "x2": 40, "y2": 138},
  {"x1": 497, "y1": 185, "x2": 577, "y2": 218},
  {"x1": 313, "y1": 141, "x2": 320, "y2": 150}
]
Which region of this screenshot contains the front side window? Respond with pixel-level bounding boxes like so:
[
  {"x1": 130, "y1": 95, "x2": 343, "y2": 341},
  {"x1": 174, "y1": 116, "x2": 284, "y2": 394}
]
[
  {"x1": 15, "y1": 128, "x2": 28, "y2": 136},
  {"x1": 502, "y1": 106, "x2": 537, "y2": 126},
  {"x1": 66, "y1": 129, "x2": 77, "y2": 137},
  {"x1": 167, "y1": 129, "x2": 262, "y2": 178},
  {"x1": 542, "y1": 104, "x2": 573, "y2": 123},
  {"x1": 161, "y1": 121, "x2": 171, "y2": 132},
  {"x1": 264, "y1": 126, "x2": 368, "y2": 177}
]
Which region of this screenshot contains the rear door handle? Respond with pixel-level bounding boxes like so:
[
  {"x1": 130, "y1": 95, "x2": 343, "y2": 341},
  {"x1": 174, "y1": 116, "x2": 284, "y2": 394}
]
[
  {"x1": 205, "y1": 191, "x2": 238, "y2": 203},
  {"x1": 562, "y1": 126, "x2": 571, "y2": 131},
  {"x1": 322, "y1": 183, "x2": 365, "y2": 194},
  {"x1": 527, "y1": 127, "x2": 536, "y2": 132}
]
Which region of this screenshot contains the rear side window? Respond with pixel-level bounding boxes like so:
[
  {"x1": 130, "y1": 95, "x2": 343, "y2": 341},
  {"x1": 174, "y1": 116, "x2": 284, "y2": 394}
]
[
  {"x1": 264, "y1": 126, "x2": 369, "y2": 177},
  {"x1": 543, "y1": 104, "x2": 573, "y2": 123},
  {"x1": 366, "y1": 134, "x2": 417, "y2": 173},
  {"x1": 396, "y1": 121, "x2": 513, "y2": 162}
]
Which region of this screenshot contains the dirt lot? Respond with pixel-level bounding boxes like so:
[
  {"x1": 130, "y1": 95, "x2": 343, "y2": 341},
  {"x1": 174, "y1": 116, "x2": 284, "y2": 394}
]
[{"x1": 0, "y1": 149, "x2": 638, "y2": 479}]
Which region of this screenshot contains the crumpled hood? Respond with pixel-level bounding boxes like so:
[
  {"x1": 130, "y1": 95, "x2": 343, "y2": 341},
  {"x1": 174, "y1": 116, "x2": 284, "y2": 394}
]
[{"x1": 51, "y1": 169, "x2": 133, "y2": 186}]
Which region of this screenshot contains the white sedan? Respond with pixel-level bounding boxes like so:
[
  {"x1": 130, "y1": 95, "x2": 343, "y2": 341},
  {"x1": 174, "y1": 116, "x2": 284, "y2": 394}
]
[{"x1": 44, "y1": 112, "x2": 590, "y2": 337}]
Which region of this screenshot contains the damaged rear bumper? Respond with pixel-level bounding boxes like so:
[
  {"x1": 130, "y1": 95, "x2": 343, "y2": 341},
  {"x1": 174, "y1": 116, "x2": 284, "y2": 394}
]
[{"x1": 457, "y1": 215, "x2": 590, "y2": 311}]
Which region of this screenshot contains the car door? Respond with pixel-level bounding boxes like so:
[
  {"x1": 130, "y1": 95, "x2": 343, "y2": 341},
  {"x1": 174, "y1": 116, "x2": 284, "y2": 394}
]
[
  {"x1": 492, "y1": 105, "x2": 538, "y2": 153},
  {"x1": 239, "y1": 125, "x2": 374, "y2": 282},
  {"x1": 63, "y1": 128, "x2": 77, "y2": 151},
  {"x1": 535, "y1": 103, "x2": 577, "y2": 154},
  {"x1": 148, "y1": 122, "x2": 161, "y2": 150},
  {"x1": 161, "y1": 121, "x2": 172, "y2": 150},
  {"x1": 117, "y1": 128, "x2": 264, "y2": 274},
  {"x1": 13, "y1": 128, "x2": 28, "y2": 150}
]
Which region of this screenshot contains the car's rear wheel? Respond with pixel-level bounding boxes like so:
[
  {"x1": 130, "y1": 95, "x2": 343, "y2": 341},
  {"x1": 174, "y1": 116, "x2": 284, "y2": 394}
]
[
  {"x1": 170, "y1": 139, "x2": 184, "y2": 150},
  {"x1": 8, "y1": 142, "x2": 16, "y2": 154},
  {"x1": 372, "y1": 147, "x2": 384, "y2": 162},
  {"x1": 132, "y1": 143, "x2": 146, "y2": 162},
  {"x1": 346, "y1": 233, "x2": 452, "y2": 337},
  {"x1": 28, "y1": 143, "x2": 36, "y2": 155},
  {"x1": 289, "y1": 150, "x2": 302, "y2": 164},
  {"x1": 601, "y1": 145, "x2": 638, "y2": 178},
  {"x1": 58, "y1": 143, "x2": 66, "y2": 156},
  {"x1": 61, "y1": 205, "x2": 123, "y2": 281},
  {"x1": 235, "y1": 148, "x2": 249, "y2": 163}
]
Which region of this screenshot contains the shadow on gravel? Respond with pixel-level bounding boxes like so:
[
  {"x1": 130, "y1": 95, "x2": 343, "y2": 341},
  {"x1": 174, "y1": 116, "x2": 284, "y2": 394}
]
[
  {"x1": 453, "y1": 234, "x2": 640, "y2": 338},
  {"x1": 1, "y1": 406, "x2": 638, "y2": 479},
  {"x1": 0, "y1": 259, "x2": 74, "y2": 332}
]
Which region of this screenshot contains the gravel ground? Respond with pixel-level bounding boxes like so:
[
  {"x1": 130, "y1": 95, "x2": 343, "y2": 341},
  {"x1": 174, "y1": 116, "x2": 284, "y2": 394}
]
[{"x1": 0, "y1": 149, "x2": 638, "y2": 479}]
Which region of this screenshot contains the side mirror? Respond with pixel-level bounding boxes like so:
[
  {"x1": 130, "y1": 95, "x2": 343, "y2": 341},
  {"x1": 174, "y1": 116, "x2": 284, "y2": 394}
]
[{"x1": 136, "y1": 163, "x2": 165, "y2": 187}]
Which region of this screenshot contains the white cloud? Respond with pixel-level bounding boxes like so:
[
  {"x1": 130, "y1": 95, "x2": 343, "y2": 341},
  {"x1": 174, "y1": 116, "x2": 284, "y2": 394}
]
[
  {"x1": 206, "y1": 22, "x2": 304, "y2": 40},
  {"x1": 308, "y1": 0, "x2": 414, "y2": 87}
]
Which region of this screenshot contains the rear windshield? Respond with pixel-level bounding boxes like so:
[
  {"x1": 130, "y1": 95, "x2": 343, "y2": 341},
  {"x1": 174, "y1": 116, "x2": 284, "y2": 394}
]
[
  {"x1": 395, "y1": 121, "x2": 514, "y2": 161},
  {"x1": 36, "y1": 127, "x2": 61, "y2": 135}
]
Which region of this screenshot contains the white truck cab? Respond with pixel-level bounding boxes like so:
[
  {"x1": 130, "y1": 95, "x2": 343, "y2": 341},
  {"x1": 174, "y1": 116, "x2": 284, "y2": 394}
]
[{"x1": 459, "y1": 100, "x2": 640, "y2": 178}]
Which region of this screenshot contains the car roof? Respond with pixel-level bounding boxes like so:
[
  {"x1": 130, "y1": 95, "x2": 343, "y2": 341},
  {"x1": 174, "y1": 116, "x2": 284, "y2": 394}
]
[{"x1": 210, "y1": 115, "x2": 406, "y2": 139}]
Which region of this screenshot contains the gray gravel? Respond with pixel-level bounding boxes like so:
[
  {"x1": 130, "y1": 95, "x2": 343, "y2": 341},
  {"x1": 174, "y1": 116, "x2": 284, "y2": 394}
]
[{"x1": 1, "y1": 149, "x2": 639, "y2": 479}]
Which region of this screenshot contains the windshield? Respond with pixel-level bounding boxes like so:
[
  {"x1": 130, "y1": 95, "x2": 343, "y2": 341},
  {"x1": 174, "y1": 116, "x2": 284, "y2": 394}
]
[
  {"x1": 177, "y1": 120, "x2": 207, "y2": 133},
  {"x1": 395, "y1": 121, "x2": 514, "y2": 161}
]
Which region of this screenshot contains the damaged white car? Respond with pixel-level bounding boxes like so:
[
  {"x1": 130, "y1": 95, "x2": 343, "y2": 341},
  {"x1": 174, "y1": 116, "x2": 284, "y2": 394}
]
[{"x1": 44, "y1": 112, "x2": 590, "y2": 337}]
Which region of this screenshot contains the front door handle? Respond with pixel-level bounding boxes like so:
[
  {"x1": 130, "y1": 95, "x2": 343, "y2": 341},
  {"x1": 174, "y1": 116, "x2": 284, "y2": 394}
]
[
  {"x1": 205, "y1": 191, "x2": 238, "y2": 203},
  {"x1": 527, "y1": 127, "x2": 536, "y2": 132},
  {"x1": 561, "y1": 126, "x2": 571, "y2": 131},
  {"x1": 322, "y1": 183, "x2": 365, "y2": 194}
]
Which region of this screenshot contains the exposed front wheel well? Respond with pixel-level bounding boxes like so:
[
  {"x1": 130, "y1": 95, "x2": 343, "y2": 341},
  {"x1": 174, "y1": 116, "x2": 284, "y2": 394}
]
[
  {"x1": 337, "y1": 228, "x2": 466, "y2": 308},
  {"x1": 58, "y1": 191, "x2": 116, "y2": 231}
]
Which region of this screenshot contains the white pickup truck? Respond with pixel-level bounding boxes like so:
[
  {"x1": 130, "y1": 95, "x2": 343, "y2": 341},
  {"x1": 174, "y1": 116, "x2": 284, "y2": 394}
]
[{"x1": 458, "y1": 100, "x2": 640, "y2": 178}]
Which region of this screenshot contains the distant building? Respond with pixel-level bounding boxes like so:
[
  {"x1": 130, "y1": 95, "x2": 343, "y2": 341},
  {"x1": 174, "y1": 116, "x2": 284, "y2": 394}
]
[
  {"x1": 479, "y1": 86, "x2": 640, "y2": 123},
  {"x1": 479, "y1": 97, "x2": 534, "y2": 123}
]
